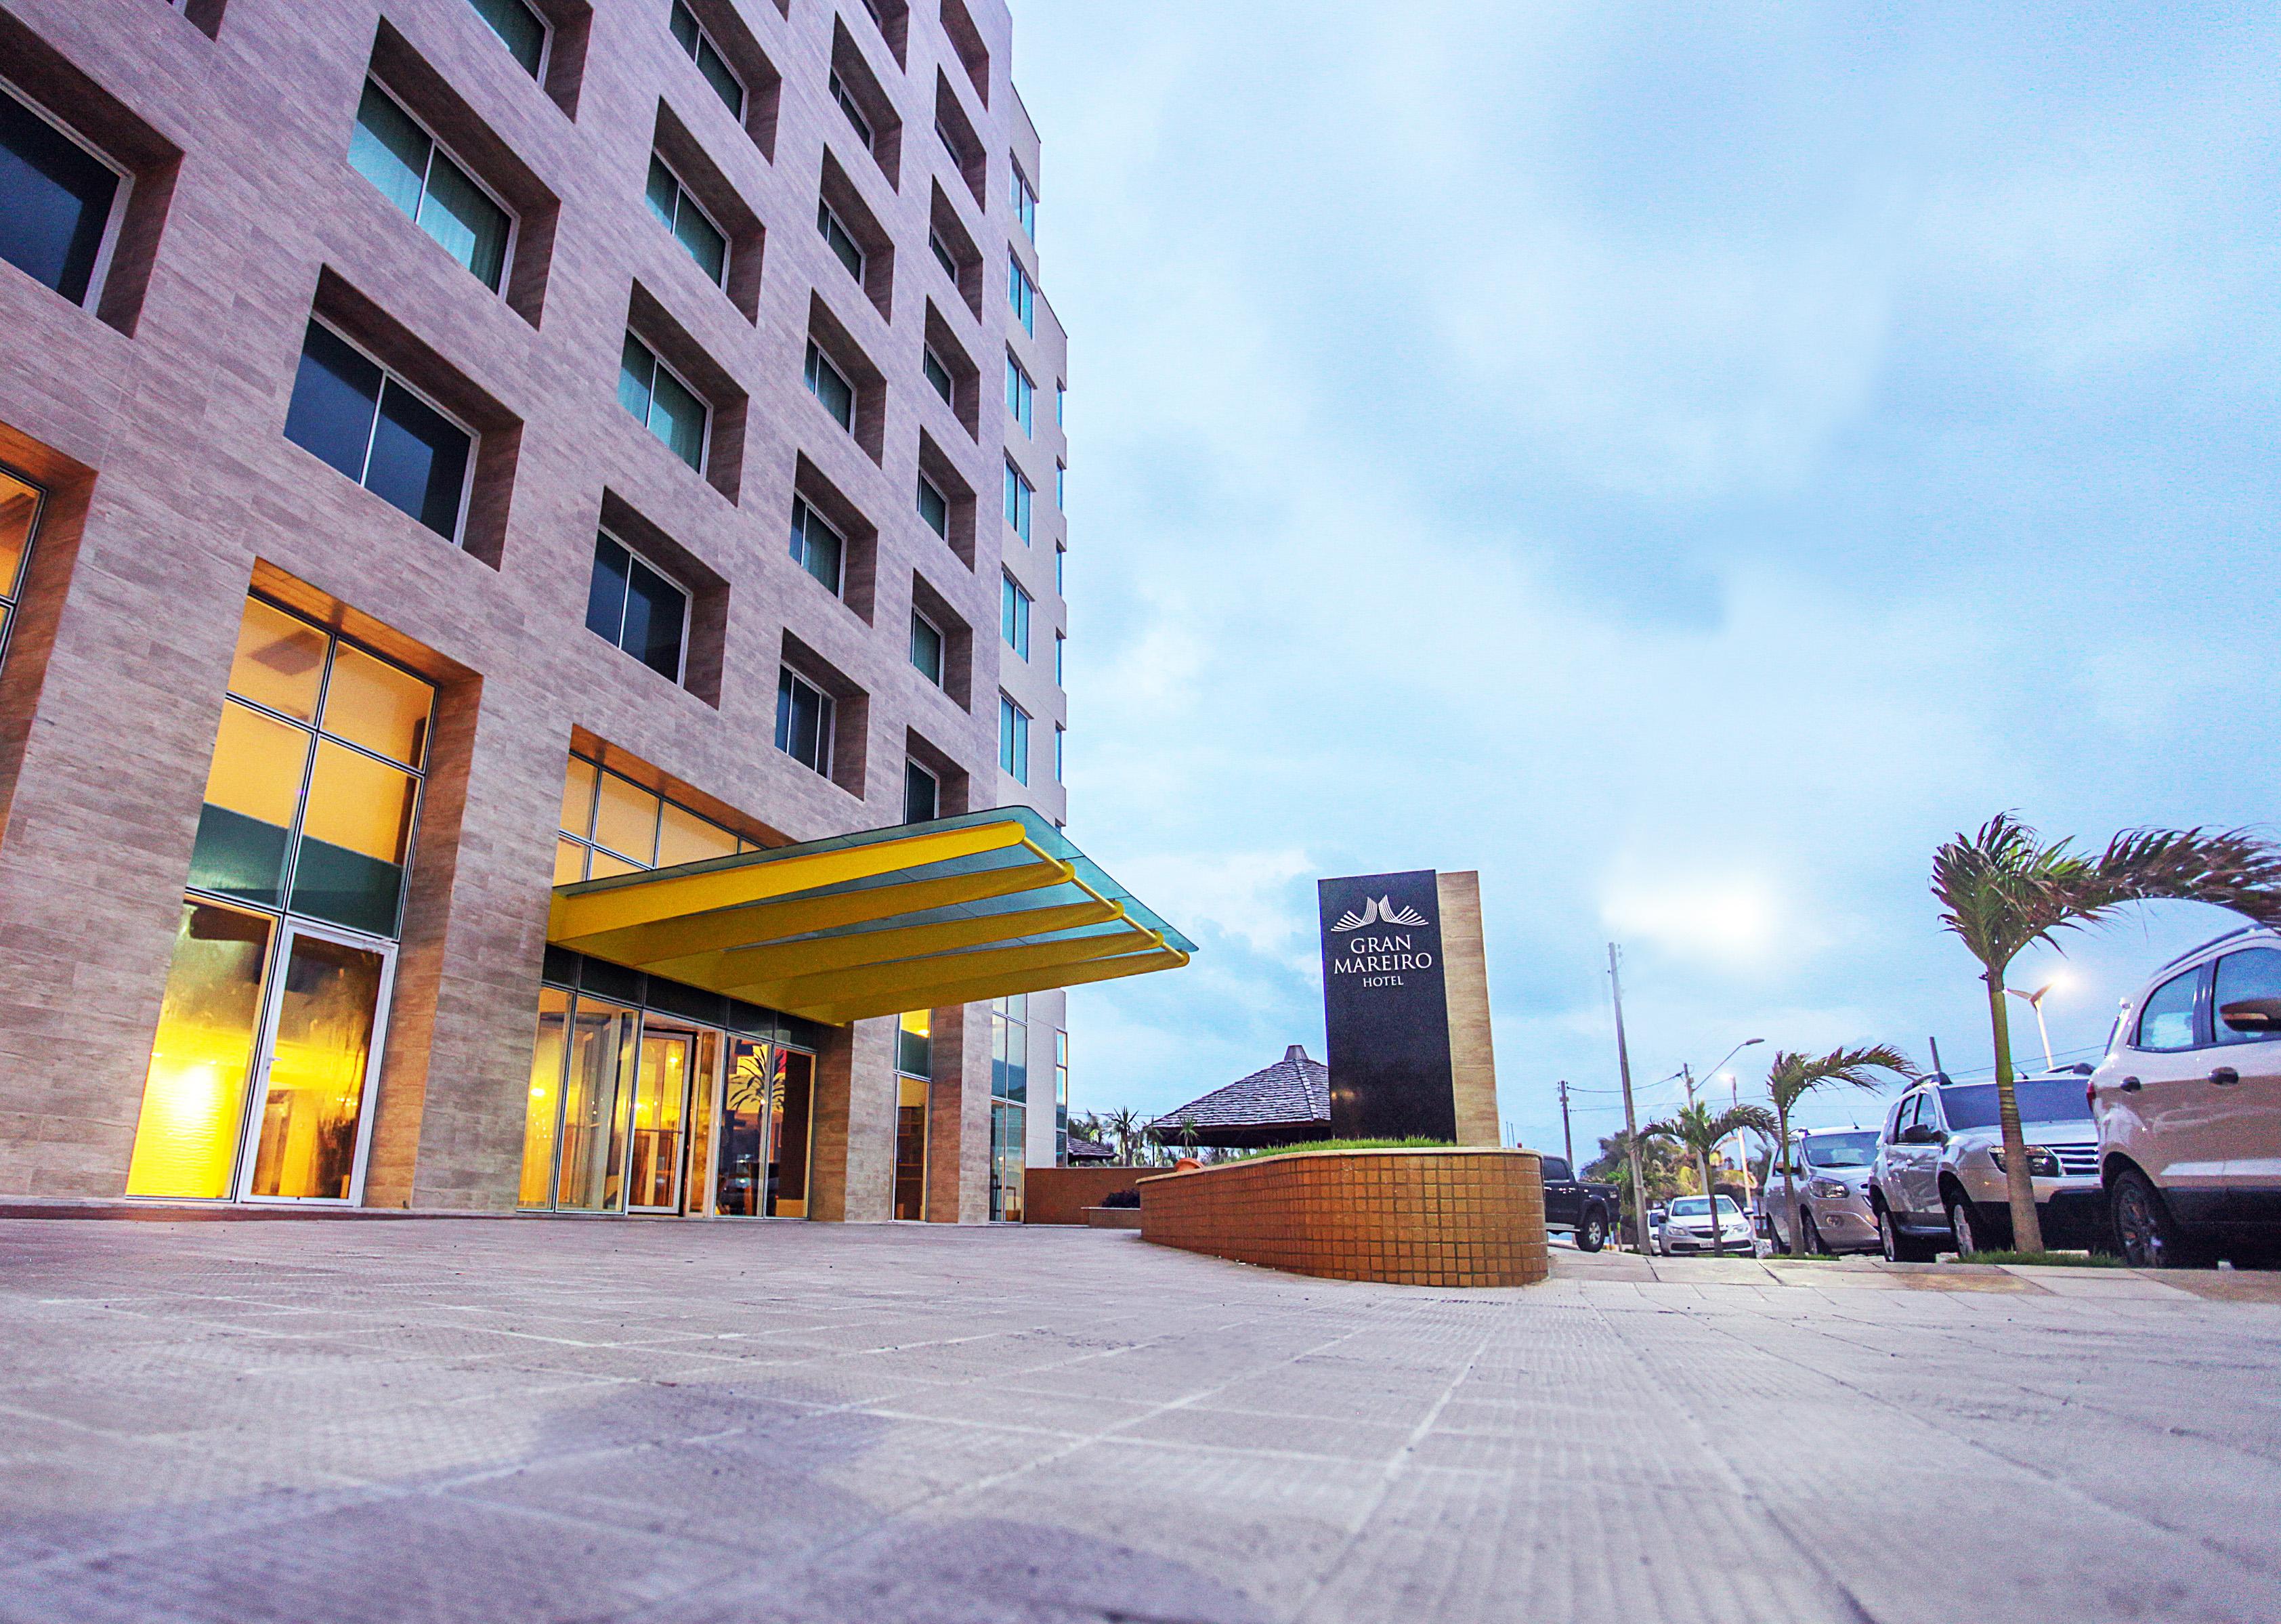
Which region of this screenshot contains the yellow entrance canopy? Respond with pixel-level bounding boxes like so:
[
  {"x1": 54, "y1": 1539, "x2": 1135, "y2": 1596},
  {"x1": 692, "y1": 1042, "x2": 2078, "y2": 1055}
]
[{"x1": 547, "y1": 809, "x2": 1194, "y2": 1025}]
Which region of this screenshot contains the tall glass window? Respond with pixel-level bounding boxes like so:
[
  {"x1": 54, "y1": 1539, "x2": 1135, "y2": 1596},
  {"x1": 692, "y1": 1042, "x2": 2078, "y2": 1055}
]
[
  {"x1": 619, "y1": 333, "x2": 708, "y2": 471},
  {"x1": 1000, "y1": 572, "x2": 1030, "y2": 659},
  {"x1": 1005, "y1": 354, "x2": 1033, "y2": 435},
  {"x1": 467, "y1": 0, "x2": 548, "y2": 76},
  {"x1": 816, "y1": 200, "x2": 864, "y2": 282},
  {"x1": 584, "y1": 530, "x2": 688, "y2": 683},
  {"x1": 126, "y1": 597, "x2": 433, "y2": 1203},
  {"x1": 669, "y1": 1, "x2": 746, "y2": 119},
  {"x1": 788, "y1": 496, "x2": 845, "y2": 595},
  {"x1": 991, "y1": 1101, "x2": 1024, "y2": 1222},
  {"x1": 903, "y1": 759, "x2": 939, "y2": 824},
  {"x1": 909, "y1": 610, "x2": 943, "y2": 687},
  {"x1": 917, "y1": 473, "x2": 949, "y2": 538},
  {"x1": 998, "y1": 693, "x2": 1029, "y2": 784},
  {"x1": 348, "y1": 80, "x2": 513, "y2": 292},
  {"x1": 829, "y1": 70, "x2": 872, "y2": 150},
  {"x1": 775, "y1": 668, "x2": 832, "y2": 776},
  {"x1": 1011, "y1": 160, "x2": 1036, "y2": 239},
  {"x1": 805, "y1": 341, "x2": 855, "y2": 431},
  {"x1": 0, "y1": 469, "x2": 42, "y2": 670},
  {"x1": 893, "y1": 1010, "x2": 931, "y2": 1220},
  {"x1": 1006, "y1": 255, "x2": 1034, "y2": 334},
  {"x1": 0, "y1": 85, "x2": 123, "y2": 307},
  {"x1": 1003, "y1": 460, "x2": 1031, "y2": 542},
  {"x1": 555, "y1": 750, "x2": 748, "y2": 885},
  {"x1": 645, "y1": 154, "x2": 728, "y2": 285},
  {"x1": 285, "y1": 320, "x2": 474, "y2": 542},
  {"x1": 1055, "y1": 1029, "x2": 1070, "y2": 1163}
]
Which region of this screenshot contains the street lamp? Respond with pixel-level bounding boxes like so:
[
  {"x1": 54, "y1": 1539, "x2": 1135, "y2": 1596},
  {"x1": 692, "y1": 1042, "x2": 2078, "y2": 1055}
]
[{"x1": 2006, "y1": 979, "x2": 2064, "y2": 1072}]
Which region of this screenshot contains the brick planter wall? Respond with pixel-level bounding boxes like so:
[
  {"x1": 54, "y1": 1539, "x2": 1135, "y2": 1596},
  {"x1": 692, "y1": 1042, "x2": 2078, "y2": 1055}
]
[
  {"x1": 1023, "y1": 1166, "x2": 1151, "y2": 1225},
  {"x1": 1138, "y1": 1149, "x2": 1549, "y2": 1287}
]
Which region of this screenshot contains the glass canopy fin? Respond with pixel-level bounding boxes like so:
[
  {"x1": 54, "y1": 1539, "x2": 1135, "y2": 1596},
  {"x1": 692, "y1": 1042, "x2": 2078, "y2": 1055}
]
[{"x1": 547, "y1": 809, "x2": 1194, "y2": 1023}]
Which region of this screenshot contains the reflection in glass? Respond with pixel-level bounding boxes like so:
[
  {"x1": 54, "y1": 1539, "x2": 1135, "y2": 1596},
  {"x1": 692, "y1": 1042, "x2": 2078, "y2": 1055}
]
[
  {"x1": 684, "y1": 1029, "x2": 717, "y2": 1214},
  {"x1": 125, "y1": 903, "x2": 274, "y2": 1198},
  {"x1": 991, "y1": 1099, "x2": 1025, "y2": 1222},
  {"x1": 247, "y1": 933, "x2": 385, "y2": 1199},
  {"x1": 593, "y1": 769, "x2": 659, "y2": 864},
  {"x1": 321, "y1": 643, "x2": 433, "y2": 767},
  {"x1": 188, "y1": 701, "x2": 313, "y2": 909},
  {"x1": 291, "y1": 740, "x2": 418, "y2": 937},
  {"x1": 628, "y1": 1029, "x2": 689, "y2": 1210},
  {"x1": 226, "y1": 598, "x2": 326, "y2": 720},
  {"x1": 559, "y1": 754, "x2": 598, "y2": 836},
  {"x1": 767, "y1": 1048, "x2": 813, "y2": 1218},
  {"x1": 894, "y1": 1073, "x2": 928, "y2": 1220},
  {"x1": 553, "y1": 837, "x2": 586, "y2": 884},
  {"x1": 1, "y1": 470, "x2": 44, "y2": 599},
  {"x1": 715, "y1": 1038, "x2": 771, "y2": 1216},
  {"x1": 519, "y1": 987, "x2": 569, "y2": 1206},
  {"x1": 556, "y1": 998, "x2": 638, "y2": 1210},
  {"x1": 657, "y1": 802, "x2": 736, "y2": 868}
]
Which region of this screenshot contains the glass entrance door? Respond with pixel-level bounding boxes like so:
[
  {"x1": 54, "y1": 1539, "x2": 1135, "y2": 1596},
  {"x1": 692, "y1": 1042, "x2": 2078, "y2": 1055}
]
[
  {"x1": 627, "y1": 1027, "x2": 692, "y2": 1211},
  {"x1": 766, "y1": 1048, "x2": 815, "y2": 1218},
  {"x1": 240, "y1": 924, "x2": 393, "y2": 1202},
  {"x1": 714, "y1": 1038, "x2": 773, "y2": 1216}
]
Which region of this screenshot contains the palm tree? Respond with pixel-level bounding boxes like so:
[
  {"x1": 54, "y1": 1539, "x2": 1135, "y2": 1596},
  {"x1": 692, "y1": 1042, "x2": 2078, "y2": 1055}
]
[
  {"x1": 1103, "y1": 1107, "x2": 1143, "y2": 1166},
  {"x1": 1587, "y1": 1129, "x2": 1680, "y2": 1247},
  {"x1": 1170, "y1": 1114, "x2": 1203, "y2": 1157},
  {"x1": 1761, "y1": 1046, "x2": 1913, "y2": 1256},
  {"x1": 1646, "y1": 1101, "x2": 1778, "y2": 1256},
  {"x1": 1932, "y1": 814, "x2": 2281, "y2": 1253}
]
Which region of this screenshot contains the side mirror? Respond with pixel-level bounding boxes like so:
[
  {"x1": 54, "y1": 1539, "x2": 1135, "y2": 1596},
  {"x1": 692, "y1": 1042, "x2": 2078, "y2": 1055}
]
[{"x1": 2220, "y1": 997, "x2": 2281, "y2": 1035}]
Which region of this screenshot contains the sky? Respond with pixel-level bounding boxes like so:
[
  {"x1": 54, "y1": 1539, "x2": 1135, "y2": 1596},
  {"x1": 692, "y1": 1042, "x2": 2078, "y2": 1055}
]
[{"x1": 1012, "y1": 1, "x2": 2281, "y2": 1157}]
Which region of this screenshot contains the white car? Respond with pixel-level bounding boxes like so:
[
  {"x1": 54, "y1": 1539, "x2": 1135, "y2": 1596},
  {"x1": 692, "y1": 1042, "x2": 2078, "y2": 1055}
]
[
  {"x1": 1654, "y1": 1194, "x2": 1754, "y2": 1256},
  {"x1": 1869, "y1": 1074, "x2": 2104, "y2": 1260},
  {"x1": 1764, "y1": 1128, "x2": 1881, "y2": 1254},
  {"x1": 2091, "y1": 926, "x2": 2281, "y2": 1268}
]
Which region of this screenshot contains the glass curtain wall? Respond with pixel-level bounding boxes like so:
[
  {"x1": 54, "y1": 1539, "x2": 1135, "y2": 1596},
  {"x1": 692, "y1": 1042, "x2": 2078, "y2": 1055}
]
[
  {"x1": 125, "y1": 596, "x2": 432, "y2": 1202},
  {"x1": 893, "y1": 1010, "x2": 930, "y2": 1220},
  {"x1": 989, "y1": 994, "x2": 1026, "y2": 1220}
]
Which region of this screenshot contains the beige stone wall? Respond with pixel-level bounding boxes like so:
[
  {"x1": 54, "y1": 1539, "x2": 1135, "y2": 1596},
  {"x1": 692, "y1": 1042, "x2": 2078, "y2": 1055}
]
[
  {"x1": 1436, "y1": 870, "x2": 1501, "y2": 1147},
  {"x1": 1140, "y1": 1149, "x2": 1550, "y2": 1289}
]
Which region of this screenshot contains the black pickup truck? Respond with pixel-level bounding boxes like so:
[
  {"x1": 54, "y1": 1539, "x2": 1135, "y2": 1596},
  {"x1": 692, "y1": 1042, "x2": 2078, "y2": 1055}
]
[{"x1": 1538, "y1": 1156, "x2": 1617, "y2": 1252}]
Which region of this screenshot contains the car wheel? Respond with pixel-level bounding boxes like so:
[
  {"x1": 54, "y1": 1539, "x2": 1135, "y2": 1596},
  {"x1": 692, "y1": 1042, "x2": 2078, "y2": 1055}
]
[
  {"x1": 1946, "y1": 1194, "x2": 1984, "y2": 1258},
  {"x1": 1798, "y1": 1210, "x2": 1825, "y2": 1256},
  {"x1": 2111, "y1": 1168, "x2": 2207, "y2": 1270},
  {"x1": 1577, "y1": 1209, "x2": 1606, "y2": 1253},
  {"x1": 1877, "y1": 1203, "x2": 1938, "y2": 1264}
]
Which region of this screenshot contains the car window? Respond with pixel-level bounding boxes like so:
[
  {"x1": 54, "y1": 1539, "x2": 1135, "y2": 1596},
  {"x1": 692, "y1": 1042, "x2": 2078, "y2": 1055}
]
[
  {"x1": 1668, "y1": 1197, "x2": 1708, "y2": 1218},
  {"x1": 1804, "y1": 1132, "x2": 1879, "y2": 1168},
  {"x1": 1713, "y1": 1195, "x2": 1743, "y2": 1217},
  {"x1": 1540, "y1": 1157, "x2": 1571, "y2": 1181},
  {"x1": 2134, "y1": 966, "x2": 2202, "y2": 1051},
  {"x1": 1888, "y1": 1094, "x2": 1921, "y2": 1142},
  {"x1": 2213, "y1": 948, "x2": 2281, "y2": 1046},
  {"x1": 1937, "y1": 1080, "x2": 2091, "y2": 1128}
]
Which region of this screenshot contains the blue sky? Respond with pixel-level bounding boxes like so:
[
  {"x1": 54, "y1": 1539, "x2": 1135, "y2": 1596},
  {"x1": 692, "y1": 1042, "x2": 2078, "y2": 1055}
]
[{"x1": 1016, "y1": 2, "x2": 2281, "y2": 1153}]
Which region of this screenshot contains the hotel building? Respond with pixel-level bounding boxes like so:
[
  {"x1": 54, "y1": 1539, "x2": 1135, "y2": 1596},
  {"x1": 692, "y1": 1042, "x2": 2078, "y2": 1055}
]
[{"x1": 0, "y1": 0, "x2": 1187, "y2": 1220}]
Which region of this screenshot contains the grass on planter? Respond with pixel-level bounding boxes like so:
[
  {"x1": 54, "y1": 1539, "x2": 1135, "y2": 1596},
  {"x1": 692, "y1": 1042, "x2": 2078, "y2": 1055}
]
[
  {"x1": 1962, "y1": 1249, "x2": 2127, "y2": 1268},
  {"x1": 1222, "y1": 1137, "x2": 1454, "y2": 1162}
]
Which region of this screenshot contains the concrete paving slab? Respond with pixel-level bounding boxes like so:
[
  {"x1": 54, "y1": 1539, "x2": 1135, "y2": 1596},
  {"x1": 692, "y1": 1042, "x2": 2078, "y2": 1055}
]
[{"x1": 2, "y1": 1218, "x2": 2278, "y2": 1624}]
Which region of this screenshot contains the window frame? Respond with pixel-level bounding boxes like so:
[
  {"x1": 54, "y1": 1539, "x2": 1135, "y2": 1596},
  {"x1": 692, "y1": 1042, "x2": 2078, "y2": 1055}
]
[
  {"x1": 828, "y1": 70, "x2": 874, "y2": 150},
  {"x1": 0, "y1": 465, "x2": 47, "y2": 672},
  {"x1": 1006, "y1": 253, "x2": 1034, "y2": 334},
  {"x1": 1053, "y1": 721, "x2": 1063, "y2": 783},
  {"x1": 647, "y1": 151, "x2": 731, "y2": 287},
  {"x1": 1003, "y1": 458, "x2": 1032, "y2": 542},
  {"x1": 620, "y1": 330, "x2": 712, "y2": 475},
  {"x1": 1011, "y1": 158, "x2": 1036, "y2": 238},
  {"x1": 815, "y1": 198, "x2": 864, "y2": 283},
  {"x1": 775, "y1": 666, "x2": 834, "y2": 778},
  {"x1": 351, "y1": 76, "x2": 520, "y2": 295},
  {"x1": 2213, "y1": 947, "x2": 2281, "y2": 1046},
  {"x1": 916, "y1": 471, "x2": 950, "y2": 539},
  {"x1": 1005, "y1": 352, "x2": 1034, "y2": 435},
  {"x1": 788, "y1": 494, "x2": 847, "y2": 598},
  {"x1": 670, "y1": 0, "x2": 748, "y2": 122},
  {"x1": 467, "y1": 0, "x2": 552, "y2": 80},
  {"x1": 998, "y1": 692, "x2": 1029, "y2": 783},
  {"x1": 2133, "y1": 963, "x2": 2210, "y2": 1053},
  {"x1": 1000, "y1": 570, "x2": 1030, "y2": 660},
  {"x1": 921, "y1": 343, "x2": 954, "y2": 405},
  {"x1": 1053, "y1": 628, "x2": 1063, "y2": 685},
  {"x1": 587, "y1": 527, "x2": 692, "y2": 685},
  {"x1": 0, "y1": 75, "x2": 133, "y2": 313},
  {"x1": 909, "y1": 607, "x2": 945, "y2": 687},
  {"x1": 928, "y1": 226, "x2": 957, "y2": 282},
  {"x1": 803, "y1": 339, "x2": 856, "y2": 432},
  {"x1": 295, "y1": 315, "x2": 482, "y2": 548},
  {"x1": 903, "y1": 758, "x2": 940, "y2": 824}
]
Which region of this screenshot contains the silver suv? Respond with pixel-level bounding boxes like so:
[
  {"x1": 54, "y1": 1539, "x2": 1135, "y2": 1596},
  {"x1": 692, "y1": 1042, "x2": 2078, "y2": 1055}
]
[
  {"x1": 1654, "y1": 1194, "x2": 1753, "y2": 1256},
  {"x1": 1869, "y1": 1075, "x2": 2104, "y2": 1260},
  {"x1": 2090, "y1": 926, "x2": 2281, "y2": 1268},
  {"x1": 1764, "y1": 1128, "x2": 1881, "y2": 1254}
]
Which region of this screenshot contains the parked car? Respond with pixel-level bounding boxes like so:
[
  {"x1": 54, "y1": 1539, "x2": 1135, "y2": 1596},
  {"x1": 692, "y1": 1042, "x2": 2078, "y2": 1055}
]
[
  {"x1": 1537, "y1": 1156, "x2": 1617, "y2": 1252},
  {"x1": 1868, "y1": 1073, "x2": 2104, "y2": 1260},
  {"x1": 2090, "y1": 926, "x2": 2281, "y2": 1268},
  {"x1": 1764, "y1": 1128, "x2": 1882, "y2": 1255},
  {"x1": 1654, "y1": 1193, "x2": 1753, "y2": 1256}
]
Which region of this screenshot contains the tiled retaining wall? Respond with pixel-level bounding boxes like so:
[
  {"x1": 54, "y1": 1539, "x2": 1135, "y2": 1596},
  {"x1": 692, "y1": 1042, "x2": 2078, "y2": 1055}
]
[
  {"x1": 1023, "y1": 1165, "x2": 1149, "y2": 1225},
  {"x1": 1138, "y1": 1149, "x2": 1548, "y2": 1287}
]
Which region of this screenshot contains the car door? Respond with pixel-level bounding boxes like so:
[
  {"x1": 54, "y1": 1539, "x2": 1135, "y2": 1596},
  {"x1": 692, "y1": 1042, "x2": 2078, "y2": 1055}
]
[
  {"x1": 1902, "y1": 1092, "x2": 1946, "y2": 1218},
  {"x1": 1539, "y1": 1157, "x2": 1579, "y2": 1228},
  {"x1": 1875, "y1": 1098, "x2": 1913, "y2": 1219},
  {"x1": 2124, "y1": 962, "x2": 2235, "y2": 1219},
  {"x1": 2211, "y1": 945, "x2": 2281, "y2": 1220}
]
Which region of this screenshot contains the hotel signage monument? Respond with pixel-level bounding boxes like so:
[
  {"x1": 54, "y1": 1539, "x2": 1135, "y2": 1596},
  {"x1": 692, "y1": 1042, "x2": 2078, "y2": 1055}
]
[{"x1": 1317, "y1": 870, "x2": 1501, "y2": 1145}]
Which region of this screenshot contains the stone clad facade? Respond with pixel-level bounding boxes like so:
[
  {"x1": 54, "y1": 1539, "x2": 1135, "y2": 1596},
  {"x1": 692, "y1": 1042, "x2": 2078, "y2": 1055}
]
[{"x1": 0, "y1": 0, "x2": 1071, "y2": 1216}]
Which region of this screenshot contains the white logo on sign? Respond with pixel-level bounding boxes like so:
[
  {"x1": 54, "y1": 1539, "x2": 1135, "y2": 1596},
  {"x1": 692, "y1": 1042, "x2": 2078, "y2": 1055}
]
[{"x1": 1328, "y1": 895, "x2": 1430, "y2": 933}]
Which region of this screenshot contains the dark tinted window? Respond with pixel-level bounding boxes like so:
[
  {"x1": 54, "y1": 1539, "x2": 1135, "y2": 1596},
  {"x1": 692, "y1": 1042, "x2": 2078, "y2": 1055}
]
[
  {"x1": 366, "y1": 380, "x2": 471, "y2": 538},
  {"x1": 284, "y1": 322, "x2": 384, "y2": 480},
  {"x1": 585, "y1": 532, "x2": 685, "y2": 681},
  {"x1": 2135, "y1": 966, "x2": 2201, "y2": 1051},
  {"x1": 0, "y1": 91, "x2": 118, "y2": 305},
  {"x1": 1804, "y1": 1131, "x2": 1879, "y2": 1168},
  {"x1": 2214, "y1": 947, "x2": 2281, "y2": 1044},
  {"x1": 903, "y1": 760, "x2": 937, "y2": 824},
  {"x1": 467, "y1": 0, "x2": 547, "y2": 74},
  {"x1": 286, "y1": 322, "x2": 469, "y2": 540},
  {"x1": 1938, "y1": 1080, "x2": 2092, "y2": 1130},
  {"x1": 1539, "y1": 1157, "x2": 1571, "y2": 1182},
  {"x1": 775, "y1": 668, "x2": 829, "y2": 773}
]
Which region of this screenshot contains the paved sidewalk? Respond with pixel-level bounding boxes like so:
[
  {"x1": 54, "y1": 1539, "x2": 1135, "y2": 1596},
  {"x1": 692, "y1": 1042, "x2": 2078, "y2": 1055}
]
[{"x1": 2, "y1": 1219, "x2": 2278, "y2": 1624}]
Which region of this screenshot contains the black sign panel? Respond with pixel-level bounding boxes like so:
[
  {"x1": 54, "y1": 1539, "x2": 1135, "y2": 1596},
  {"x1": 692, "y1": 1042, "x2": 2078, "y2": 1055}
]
[{"x1": 1318, "y1": 870, "x2": 1455, "y2": 1142}]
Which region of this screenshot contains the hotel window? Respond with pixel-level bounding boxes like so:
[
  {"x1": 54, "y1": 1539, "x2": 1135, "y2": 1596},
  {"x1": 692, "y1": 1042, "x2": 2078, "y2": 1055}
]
[
  {"x1": 998, "y1": 693, "x2": 1029, "y2": 784},
  {"x1": 349, "y1": 81, "x2": 513, "y2": 293},
  {"x1": 903, "y1": 759, "x2": 939, "y2": 824},
  {"x1": 618, "y1": 333, "x2": 708, "y2": 471},
  {"x1": 1012, "y1": 159, "x2": 1036, "y2": 239},
  {"x1": 1003, "y1": 460, "x2": 1031, "y2": 542},
  {"x1": 1054, "y1": 629, "x2": 1063, "y2": 685},
  {"x1": 1054, "y1": 541, "x2": 1064, "y2": 594},
  {"x1": 467, "y1": 0, "x2": 547, "y2": 77},
  {"x1": 922, "y1": 344, "x2": 953, "y2": 406},
  {"x1": 1054, "y1": 1029, "x2": 1069, "y2": 1161},
  {"x1": 909, "y1": 608, "x2": 943, "y2": 686},
  {"x1": 815, "y1": 199, "x2": 863, "y2": 282},
  {"x1": 555, "y1": 751, "x2": 746, "y2": 885},
  {"x1": 646, "y1": 154, "x2": 728, "y2": 285},
  {"x1": 775, "y1": 668, "x2": 832, "y2": 776},
  {"x1": 928, "y1": 226, "x2": 956, "y2": 281},
  {"x1": 125, "y1": 595, "x2": 437, "y2": 1204},
  {"x1": 1055, "y1": 460, "x2": 1065, "y2": 511},
  {"x1": 786, "y1": 496, "x2": 843, "y2": 595},
  {"x1": 1000, "y1": 572, "x2": 1029, "y2": 660},
  {"x1": 0, "y1": 469, "x2": 44, "y2": 671},
  {"x1": 285, "y1": 319, "x2": 474, "y2": 542},
  {"x1": 670, "y1": 1, "x2": 746, "y2": 119},
  {"x1": 1054, "y1": 722, "x2": 1063, "y2": 783},
  {"x1": 916, "y1": 473, "x2": 949, "y2": 539},
  {"x1": 992, "y1": 993, "x2": 1027, "y2": 1100},
  {"x1": 829, "y1": 70, "x2": 873, "y2": 152},
  {"x1": 804, "y1": 340, "x2": 854, "y2": 431},
  {"x1": 1006, "y1": 255, "x2": 1034, "y2": 335},
  {"x1": 0, "y1": 85, "x2": 126, "y2": 309},
  {"x1": 584, "y1": 530, "x2": 688, "y2": 683},
  {"x1": 895, "y1": 1007, "x2": 931, "y2": 1220},
  {"x1": 1056, "y1": 381, "x2": 1065, "y2": 425},
  {"x1": 1005, "y1": 354, "x2": 1033, "y2": 435}
]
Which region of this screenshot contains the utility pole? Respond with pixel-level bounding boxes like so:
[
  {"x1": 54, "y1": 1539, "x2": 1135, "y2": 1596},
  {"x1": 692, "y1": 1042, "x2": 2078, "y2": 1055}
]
[
  {"x1": 1928, "y1": 1035, "x2": 1946, "y2": 1082},
  {"x1": 1556, "y1": 1080, "x2": 1573, "y2": 1169},
  {"x1": 1608, "y1": 943, "x2": 1648, "y2": 1254},
  {"x1": 1682, "y1": 1062, "x2": 1696, "y2": 1108}
]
